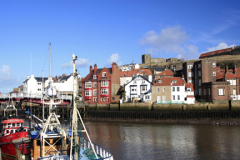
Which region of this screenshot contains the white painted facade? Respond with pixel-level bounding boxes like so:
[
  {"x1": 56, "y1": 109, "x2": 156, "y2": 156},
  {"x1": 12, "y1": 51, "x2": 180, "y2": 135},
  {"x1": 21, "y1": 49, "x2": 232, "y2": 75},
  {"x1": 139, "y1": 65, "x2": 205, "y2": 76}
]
[
  {"x1": 120, "y1": 75, "x2": 153, "y2": 86},
  {"x1": 124, "y1": 75, "x2": 152, "y2": 103},
  {"x1": 22, "y1": 74, "x2": 74, "y2": 95},
  {"x1": 171, "y1": 84, "x2": 185, "y2": 103},
  {"x1": 185, "y1": 85, "x2": 195, "y2": 104}
]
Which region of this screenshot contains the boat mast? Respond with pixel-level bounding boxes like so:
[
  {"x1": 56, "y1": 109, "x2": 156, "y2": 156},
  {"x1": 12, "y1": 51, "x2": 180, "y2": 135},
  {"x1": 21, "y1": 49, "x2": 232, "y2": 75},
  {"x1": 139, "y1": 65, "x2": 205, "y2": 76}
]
[{"x1": 49, "y1": 42, "x2": 51, "y2": 77}]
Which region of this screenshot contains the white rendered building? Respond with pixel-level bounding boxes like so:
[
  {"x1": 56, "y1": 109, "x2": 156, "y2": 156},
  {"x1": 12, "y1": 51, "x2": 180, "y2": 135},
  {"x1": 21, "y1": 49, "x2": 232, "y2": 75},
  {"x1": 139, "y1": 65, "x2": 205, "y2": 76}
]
[{"x1": 124, "y1": 75, "x2": 152, "y2": 103}]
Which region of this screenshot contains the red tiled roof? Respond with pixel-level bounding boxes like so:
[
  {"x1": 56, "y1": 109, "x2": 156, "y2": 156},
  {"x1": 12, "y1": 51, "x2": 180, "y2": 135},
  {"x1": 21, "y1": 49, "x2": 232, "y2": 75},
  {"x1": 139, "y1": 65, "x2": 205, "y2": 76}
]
[
  {"x1": 225, "y1": 73, "x2": 236, "y2": 79},
  {"x1": 217, "y1": 72, "x2": 225, "y2": 80},
  {"x1": 157, "y1": 69, "x2": 174, "y2": 76},
  {"x1": 185, "y1": 83, "x2": 194, "y2": 91},
  {"x1": 119, "y1": 69, "x2": 152, "y2": 77},
  {"x1": 235, "y1": 68, "x2": 240, "y2": 74},
  {"x1": 199, "y1": 47, "x2": 232, "y2": 58},
  {"x1": 235, "y1": 74, "x2": 240, "y2": 78},
  {"x1": 153, "y1": 77, "x2": 185, "y2": 86},
  {"x1": 187, "y1": 95, "x2": 195, "y2": 98}
]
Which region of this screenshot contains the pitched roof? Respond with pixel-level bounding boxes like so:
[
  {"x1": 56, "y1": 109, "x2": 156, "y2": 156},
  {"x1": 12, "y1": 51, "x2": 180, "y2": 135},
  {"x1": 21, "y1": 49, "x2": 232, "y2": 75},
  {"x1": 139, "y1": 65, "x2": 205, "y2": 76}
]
[
  {"x1": 119, "y1": 68, "x2": 152, "y2": 77},
  {"x1": 199, "y1": 47, "x2": 232, "y2": 58},
  {"x1": 185, "y1": 83, "x2": 194, "y2": 91},
  {"x1": 83, "y1": 68, "x2": 112, "y2": 81},
  {"x1": 157, "y1": 69, "x2": 174, "y2": 76},
  {"x1": 225, "y1": 73, "x2": 236, "y2": 79},
  {"x1": 216, "y1": 72, "x2": 224, "y2": 80},
  {"x1": 153, "y1": 77, "x2": 185, "y2": 86},
  {"x1": 35, "y1": 77, "x2": 49, "y2": 82},
  {"x1": 59, "y1": 75, "x2": 71, "y2": 81},
  {"x1": 235, "y1": 68, "x2": 240, "y2": 74}
]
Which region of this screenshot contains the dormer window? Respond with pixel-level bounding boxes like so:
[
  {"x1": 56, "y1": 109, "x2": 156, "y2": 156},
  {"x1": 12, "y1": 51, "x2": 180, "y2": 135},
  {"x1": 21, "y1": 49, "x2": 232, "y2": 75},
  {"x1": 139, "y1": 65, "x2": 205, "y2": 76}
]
[
  {"x1": 187, "y1": 88, "x2": 191, "y2": 91},
  {"x1": 102, "y1": 72, "x2": 107, "y2": 77},
  {"x1": 158, "y1": 80, "x2": 162, "y2": 83},
  {"x1": 93, "y1": 75, "x2": 97, "y2": 79},
  {"x1": 172, "y1": 80, "x2": 176, "y2": 83}
]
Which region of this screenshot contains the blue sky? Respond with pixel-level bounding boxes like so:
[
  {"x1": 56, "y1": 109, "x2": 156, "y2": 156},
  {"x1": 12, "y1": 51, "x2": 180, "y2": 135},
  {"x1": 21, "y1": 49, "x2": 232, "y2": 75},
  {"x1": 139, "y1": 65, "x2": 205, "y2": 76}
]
[{"x1": 0, "y1": 0, "x2": 240, "y2": 93}]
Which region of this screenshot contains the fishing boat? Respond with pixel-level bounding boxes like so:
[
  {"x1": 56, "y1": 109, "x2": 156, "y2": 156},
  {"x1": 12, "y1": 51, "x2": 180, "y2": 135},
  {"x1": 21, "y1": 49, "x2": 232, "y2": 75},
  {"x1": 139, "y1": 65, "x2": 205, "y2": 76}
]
[
  {"x1": 30, "y1": 45, "x2": 113, "y2": 160},
  {"x1": 0, "y1": 105, "x2": 31, "y2": 160}
]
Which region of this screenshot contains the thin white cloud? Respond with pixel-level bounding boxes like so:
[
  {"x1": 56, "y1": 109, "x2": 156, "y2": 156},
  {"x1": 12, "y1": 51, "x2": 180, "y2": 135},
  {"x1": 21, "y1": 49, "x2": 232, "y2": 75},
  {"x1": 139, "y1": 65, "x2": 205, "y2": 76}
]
[
  {"x1": 140, "y1": 26, "x2": 199, "y2": 60},
  {"x1": 107, "y1": 53, "x2": 121, "y2": 66},
  {"x1": 207, "y1": 42, "x2": 236, "y2": 52},
  {"x1": 61, "y1": 58, "x2": 90, "y2": 69},
  {"x1": 0, "y1": 65, "x2": 22, "y2": 93}
]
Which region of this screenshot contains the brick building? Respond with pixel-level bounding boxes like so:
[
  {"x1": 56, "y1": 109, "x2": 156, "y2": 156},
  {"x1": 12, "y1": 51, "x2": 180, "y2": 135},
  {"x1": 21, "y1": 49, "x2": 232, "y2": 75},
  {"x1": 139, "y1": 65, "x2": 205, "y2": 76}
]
[{"x1": 82, "y1": 63, "x2": 120, "y2": 104}]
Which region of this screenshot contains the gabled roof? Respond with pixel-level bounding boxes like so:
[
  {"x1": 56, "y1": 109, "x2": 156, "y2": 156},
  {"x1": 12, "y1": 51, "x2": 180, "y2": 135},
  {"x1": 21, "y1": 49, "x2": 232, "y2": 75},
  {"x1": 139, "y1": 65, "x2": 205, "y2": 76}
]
[
  {"x1": 153, "y1": 77, "x2": 185, "y2": 86},
  {"x1": 125, "y1": 75, "x2": 152, "y2": 86},
  {"x1": 225, "y1": 73, "x2": 236, "y2": 79},
  {"x1": 199, "y1": 47, "x2": 232, "y2": 58},
  {"x1": 59, "y1": 75, "x2": 71, "y2": 81},
  {"x1": 157, "y1": 69, "x2": 174, "y2": 76},
  {"x1": 119, "y1": 68, "x2": 152, "y2": 77},
  {"x1": 83, "y1": 68, "x2": 112, "y2": 81},
  {"x1": 185, "y1": 83, "x2": 194, "y2": 91},
  {"x1": 217, "y1": 72, "x2": 224, "y2": 80},
  {"x1": 35, "y1": 77, "x2": 48, "y2": 82}
]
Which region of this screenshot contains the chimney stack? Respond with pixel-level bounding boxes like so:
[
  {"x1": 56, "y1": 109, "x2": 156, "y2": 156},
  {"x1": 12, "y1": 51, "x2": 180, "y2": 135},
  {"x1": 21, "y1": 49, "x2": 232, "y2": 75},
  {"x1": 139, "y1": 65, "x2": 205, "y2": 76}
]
[
  {"x1": 225, "y1": 64, "x2": 228, "y2": 73},
  {"x1": 90, "y1": 65, "x2": 93, "y2": 74},
  {"x1": 94, "y1": 64, "x2": 97, "y2": 74}
]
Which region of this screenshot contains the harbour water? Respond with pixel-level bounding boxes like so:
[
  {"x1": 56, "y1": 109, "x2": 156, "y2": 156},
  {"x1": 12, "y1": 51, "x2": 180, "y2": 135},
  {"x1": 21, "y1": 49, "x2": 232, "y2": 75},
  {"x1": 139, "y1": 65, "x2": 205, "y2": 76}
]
[{"x1": 82, "y1": 121, "x2": 240, "y2": 160}]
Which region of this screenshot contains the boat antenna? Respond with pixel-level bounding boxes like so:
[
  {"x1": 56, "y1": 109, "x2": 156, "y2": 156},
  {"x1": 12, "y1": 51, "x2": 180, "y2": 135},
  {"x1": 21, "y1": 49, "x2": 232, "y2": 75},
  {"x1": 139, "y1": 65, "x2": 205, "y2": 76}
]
[{"x1": 49, "y1": 42, "x2": 51, "y2": 77}]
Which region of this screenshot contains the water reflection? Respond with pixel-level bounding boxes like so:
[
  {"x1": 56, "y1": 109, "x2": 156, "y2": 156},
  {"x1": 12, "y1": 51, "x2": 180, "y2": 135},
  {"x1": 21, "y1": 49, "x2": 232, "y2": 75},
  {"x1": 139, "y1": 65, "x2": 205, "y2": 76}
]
[{"x1": 83, "y1": 121, "x2": 240, "y2": 160}]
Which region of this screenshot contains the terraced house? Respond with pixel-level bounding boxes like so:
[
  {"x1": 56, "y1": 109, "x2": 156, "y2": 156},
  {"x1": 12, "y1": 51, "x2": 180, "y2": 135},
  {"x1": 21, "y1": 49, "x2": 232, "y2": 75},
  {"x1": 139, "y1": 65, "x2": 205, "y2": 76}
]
[
  {"x1": 152, "y1": 77, "x2": 195, "y2": 104},
  {"x1": 81, "y1": 63, "x2": 120, "y2": 104}
]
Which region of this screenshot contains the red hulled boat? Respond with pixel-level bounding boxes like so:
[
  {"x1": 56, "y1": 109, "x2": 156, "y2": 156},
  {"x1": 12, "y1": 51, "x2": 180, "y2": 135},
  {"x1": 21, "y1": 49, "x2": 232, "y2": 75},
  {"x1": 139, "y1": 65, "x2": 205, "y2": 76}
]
[{"x1": 0, "y1": 118, "x2": 31, "y2": 160}]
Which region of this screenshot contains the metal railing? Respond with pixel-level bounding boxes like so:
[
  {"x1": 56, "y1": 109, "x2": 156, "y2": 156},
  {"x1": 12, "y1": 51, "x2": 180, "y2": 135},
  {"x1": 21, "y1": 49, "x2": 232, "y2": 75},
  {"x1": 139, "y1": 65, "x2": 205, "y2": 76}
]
[{"x1": 0, "y1": 92, "x2": 72, "y2": 100}]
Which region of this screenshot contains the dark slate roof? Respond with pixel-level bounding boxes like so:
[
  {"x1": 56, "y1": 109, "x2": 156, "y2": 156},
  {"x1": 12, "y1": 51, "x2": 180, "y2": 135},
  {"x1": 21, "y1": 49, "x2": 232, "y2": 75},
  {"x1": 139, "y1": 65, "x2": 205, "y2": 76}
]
[
  {"x1": 35, "y1": 77, "x2": 48, "y2": 82},
  {"x1": 60, "y1": 75, "x2": 71, "y2": 81},
  {"x1": 126, "y1": 75, "x2": 152, "y2": 86},
  {"x1": 152, "y1": 67, "x2": 165, "y2": 71}
]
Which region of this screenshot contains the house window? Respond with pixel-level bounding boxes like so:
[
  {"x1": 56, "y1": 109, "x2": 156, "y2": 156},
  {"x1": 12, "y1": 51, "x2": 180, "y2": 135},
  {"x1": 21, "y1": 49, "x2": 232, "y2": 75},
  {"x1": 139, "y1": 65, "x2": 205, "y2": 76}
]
[
  {"x1": 233, "y1": 89, "x2": 236, "y2": 95},
  {"x1": 158, "y1": 80, "x2": 162, "y2": 83},
  {"x1": 188, "y1": 80, "x2": 192, "y2": 83},
  {"x1": 93, "y1": 97, "x2": 97, "y2": 102},
  {"x1": 163, "y1": 87, "x2": 166, "y2": 93},
  {"x1": 198, "y1": 64, "x2": 201, "y2": 68},
  {"x1": 233, "y1": 80, "x2": 236, "y2": 85},
  {"x1": 93, "y1": 90, "x2": 97, "y2": 96},
  {"x1": 178, "y1": 95, "x2": 180, "y2": 100},
  {"x1": 213, "y1": 72, "x2": 216, "y2": 76},
  {"x1": 218, "y1": 88, "x2": 224, "y2": 96},
  {"x1": 145, "y1": 95, "x2": 150, "y2": 99},
  {"x1": 203, "y1": 89, "x2": 206, "y2": 95},
  {"x1": 93, "y1": 75, "x2": 97, "y2": 79},
  {"x1": 177, "y1": 87, "x2": 179, "y2": 91},
  {"x1": 101, "y1": 81, "x2": 108, "y2": 87},
  {"x1": 141, "y1": 86, "x2": 147, "y2": 92},
  {"x1": 188, "y1": 72, "x2": 192, "y2": 77},
  {"x1": 172, "y1": 80, "x2": 176, "y2": 83},
  {"x1": 134, "y1": 80, "x2": 137, "y2": 84},
  {"x1": 93, "y1": 82, "x2": 97, "y2": 88},
  {"x1": 85, "y1": 90, "x2": 92, "y2": 96},
  {"x1": 198, "y1": 71, "x2": 201, "y2": 76},
  {"x1": 213, "y1": 63, "x2": 216, "y2": 67},
  {"x1": 101, "y1": 89, "x2": 108, "y2": 95},
  {"x1": 187, "y1": 88, "x2": 191, "y2": 91},
  {"x1": 85, "y1": 82, "x2": 92, "y2": 88},
  {"x1": 38, "y1": 83, "x2": 41, "y2": 85},
  {"x1": 102, "y1": 72, "x2": 107, "y2": 77},
  {"x1": 173, "y1": 95, "x2": 175, "y2": 100},
  {"x1": 157, "y1": 87, "x2": 160, "y2": 93},
  {"x1": 199, "y1": 89, "x2": 202, "y2": 96},
  {"x1": 188, "y1": 65, "x2": 193, "y2": 69},
  {"x1": 199, "y1": 79, "x2": 201, "y2": 86},
  {"x1": 131, "y1": 86, "x2": 137, "y2": 92},
  {"x1": 142, "y1": 80, "x2": 145, "y2": 84},
  {"x1": 172, "y1": 87, "x2": 175, "y2": 91}
]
